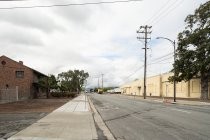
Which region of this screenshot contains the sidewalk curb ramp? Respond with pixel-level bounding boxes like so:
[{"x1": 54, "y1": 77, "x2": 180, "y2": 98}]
[{"x1": 88, "y1": 97, "x2": 116, "y2": 140}]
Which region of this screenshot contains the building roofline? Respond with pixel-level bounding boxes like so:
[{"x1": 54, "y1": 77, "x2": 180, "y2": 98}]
[{"x1": 0, "y1": 55, "x2": 48, "y2": 77}]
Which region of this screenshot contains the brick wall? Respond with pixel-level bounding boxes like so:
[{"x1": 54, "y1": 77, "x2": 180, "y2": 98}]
[{"x1": 0, "y1": 56, "x2": 34, "y2": 100}]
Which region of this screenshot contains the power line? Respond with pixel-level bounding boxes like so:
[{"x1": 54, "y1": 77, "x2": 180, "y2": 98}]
[
  {"x1": 144, "y1": 0, "x2": 172, "y2": 24},
  {"x1": 0, "y1": 0, "x2": 142, "y2": 10},
  {"x1": 148, "y1": 0, "x2": 179, "y2": 25},
  {"x1": 124, "y1": 65, "x2": 144, "y2": 80},
  {"x1": 150, "y1": 52, "x2": 173, "y2": 62},
  {"x1": 142, "y1": 0, "x2": 184, "y2": 28},
  {"x1": 119, "y1": 52, "x2": 173, "y2": 86},
  {"x1": 150, "y1": 0, "x2": 184, "y2": 26},
  {"x1": 149, "y1": 61, "x2": 173, "y2": 65},
  {"x1": 149, "y1": 56, "x2": 173, "y2": 65},
  {"x1": 150, "y1": 56, "x2": 173, "y2": 64},
  {"x1": 115, "y1": 64, "x2": 144, "y2": 86}
]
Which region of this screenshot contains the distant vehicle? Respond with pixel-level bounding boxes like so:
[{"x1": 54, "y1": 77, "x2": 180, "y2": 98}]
[{"x1": 98, "y1": 89, "x2": 103, "y2": 94}]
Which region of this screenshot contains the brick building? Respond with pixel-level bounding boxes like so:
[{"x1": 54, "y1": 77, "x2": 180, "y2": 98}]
[{"x1": 0, "y1": 55, "x2": 48, "y2": 101}]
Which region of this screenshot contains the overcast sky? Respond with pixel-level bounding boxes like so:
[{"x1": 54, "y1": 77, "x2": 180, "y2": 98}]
[{"x1": 0, "y1": 0, "x2": 208, "y2": 88}]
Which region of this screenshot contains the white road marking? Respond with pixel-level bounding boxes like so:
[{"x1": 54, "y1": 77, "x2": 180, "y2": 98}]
[{"x1": 171, "y1": 108, "x2": 191, "y2": 114}]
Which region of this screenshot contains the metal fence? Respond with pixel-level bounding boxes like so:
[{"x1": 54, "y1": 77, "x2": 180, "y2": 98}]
[{"x1": 0, "y1": 86, "x2": 18, "y2": 103}]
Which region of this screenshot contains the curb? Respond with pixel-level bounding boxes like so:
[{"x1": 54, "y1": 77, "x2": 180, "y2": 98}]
[
  {"x1": 88, "y1": 97, "x2": 116, "y2": 140},
  {"x1": 115, "y1": 94, "x2": 210, "y2": 106}
]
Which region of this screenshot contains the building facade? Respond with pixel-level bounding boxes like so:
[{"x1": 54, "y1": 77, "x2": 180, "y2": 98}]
[
  {"x1": 0, "y1": 55, "x2": 47, "y2": 101},
  {"x1": 121, "y1": 73, "x2": 210, "y2": 99}
]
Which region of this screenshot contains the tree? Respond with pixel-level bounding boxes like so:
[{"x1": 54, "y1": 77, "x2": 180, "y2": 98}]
[
  {"x1": 169, "y1": 1, "x2": 210, "y2": 100},
  {"x1": 38, "y1": 74, "x2": 58, "y2": 98},
  {"x1": 57, "y1": 70, "x2": 89, "y2": 93},
  {"x1": 48, "y1": 74, "x2": 58, "y2": 90},
  {"x1": 57, "y1": 71, "x2": 74, "y2": 92},
  {"x1": 72, "y1": 70, "x2": 89, "y2": 93},
  {"x1": 38, "y1": 75, "x2": 58, "y2": 90}
]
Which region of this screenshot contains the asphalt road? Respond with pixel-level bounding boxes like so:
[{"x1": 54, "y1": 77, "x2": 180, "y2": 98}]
[{"x1": 89, "y1": 93, "x2": 210, "y2": 140}]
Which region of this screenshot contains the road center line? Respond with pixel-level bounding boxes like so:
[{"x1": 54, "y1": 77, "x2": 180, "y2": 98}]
[{"x1": 171, "y1": 108, "x2": 191, "y2": 114}]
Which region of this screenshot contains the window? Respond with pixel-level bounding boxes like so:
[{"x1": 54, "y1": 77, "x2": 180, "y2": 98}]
[
  {"x1": 16, "y1": 71, "x2": 24, "y2": 78},
  {"x1": 1, "y1": 60, "x2": 6, "y2": 65}
]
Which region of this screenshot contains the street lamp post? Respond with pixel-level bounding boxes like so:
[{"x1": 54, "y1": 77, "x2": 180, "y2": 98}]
[{"x1": 156, "y1": 37, "x2": 176, "y2": 102}]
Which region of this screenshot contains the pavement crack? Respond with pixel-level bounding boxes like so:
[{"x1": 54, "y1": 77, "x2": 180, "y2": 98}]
[{"x1": 105, "y1": 111, "x2": 142, "y2": 122}]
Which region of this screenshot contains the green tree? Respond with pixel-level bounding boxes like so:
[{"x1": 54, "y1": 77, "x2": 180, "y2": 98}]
[
  {"x1": 48, "y1": 74, "x2": 58, "y2": 90},
  {"x1": 169, "y1": 1, "x2": 210, "y2": 100},
  {"x1": 57, "y1": 71, "x2": 74, "y2": 92},
  {"x1": 72, "y1": 70, "x2": 89, "y2": 93},
  {"x1": 57, "y1": 70, "x2": 89, "y2": 93},
  {"x1": 38, "y1": 74, "x2": 59, "y2": 97},
  {"x1": 38, "y1": 74, "x2": 58, "y2": 90}
]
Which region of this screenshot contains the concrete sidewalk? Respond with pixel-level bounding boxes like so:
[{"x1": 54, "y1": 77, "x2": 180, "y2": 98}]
[{"x1": 8, "y1": 95, "x2": 98, "y2": 140}]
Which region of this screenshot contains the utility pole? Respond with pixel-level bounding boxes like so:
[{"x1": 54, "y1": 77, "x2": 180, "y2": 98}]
[
  {"x1": 137, "y1": 25, "x2": 152, "y2": 99},
  {"x1": 101, "y1": 74, "x2": 104, "y2": 91},
  {"x1": 98, "y1": 77, "x2": 100, "y2": 89}
]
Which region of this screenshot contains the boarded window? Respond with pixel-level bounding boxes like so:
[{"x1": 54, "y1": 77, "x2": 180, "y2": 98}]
[{"x1": 16, "y1": 71, "x2": 24, "y2": 78}]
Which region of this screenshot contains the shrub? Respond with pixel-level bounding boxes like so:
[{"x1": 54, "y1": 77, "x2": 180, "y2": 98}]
[
  {"x1": 98, "y1": 91, "x2": 103, "y2": 94},
  {"x1": 51, "y1": 92, "x2": 62, "y2": 98},
  {"x1": 51, "y1": 92, "x2": 77, "y2": 98}
]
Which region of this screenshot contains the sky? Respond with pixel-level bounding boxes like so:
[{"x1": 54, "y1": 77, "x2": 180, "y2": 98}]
[{"x1": 0, "y1": 0, "x2": 208, "y2": 88}]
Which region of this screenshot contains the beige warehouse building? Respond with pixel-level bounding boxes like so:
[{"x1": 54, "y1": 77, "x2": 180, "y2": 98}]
[{"x1": 121, "y1": 73, "x2": 210, "y2": 99}]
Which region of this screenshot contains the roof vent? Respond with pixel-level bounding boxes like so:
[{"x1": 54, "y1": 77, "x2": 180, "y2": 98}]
[{"x1": 19, "y1": 61, "x2": 23, "y2": 65}]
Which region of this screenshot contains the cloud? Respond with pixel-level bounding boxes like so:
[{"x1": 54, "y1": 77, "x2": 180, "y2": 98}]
[
  {"x1": 0, "y1": 0, "x2": 208, "y2": 88},
  {"x1": 54, "y1": 6, "x2": 92, "y2": 24},
  {"x1": 0, "y1": 8, "x2": 61, "y2": 33},
  {"x1": 0, "y1": 23, "x2": 43, "y2": 46}
]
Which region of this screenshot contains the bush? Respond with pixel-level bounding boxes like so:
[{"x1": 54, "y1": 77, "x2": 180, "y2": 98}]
[
  {"x1": 98, "y1": 91, "x2": 103, "y2": 94},
  {"x1": 51, "y1": 92, "x2": 62, "y2": 98},
  {"x1": 51, "y1": 92, "x2": 77, "y2": 98},
  {"x1": 66, "y1": 92, "x2": 77, "y2": 98}
]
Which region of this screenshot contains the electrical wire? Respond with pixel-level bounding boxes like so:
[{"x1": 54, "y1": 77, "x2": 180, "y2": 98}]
[
  {"x1": 150, "y1": 55, "x2": 173, "y2": 64},
  {"x1": 150, "y1": 52, "x2": 173, "y2": 62},
  {"x1": 119, "y1": 52, "x2": 174, "y2": 85},
  {"x1": 0, "y1": 0, "x2": 142, "y2": 10},
  {"x1": 144, "y1": 0, "x2": 172, "y2": 25},
  {"x1": 148, "y1": 0, "x2": 181, "y2": 25},
  {"x1": 150, "y1": 0, "x2": 184, "y2": 26}
]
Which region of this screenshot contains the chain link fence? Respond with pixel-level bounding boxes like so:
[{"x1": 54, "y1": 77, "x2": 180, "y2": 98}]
[{"x1": 0, "y1": 86, "x2": 18, "y2": 104}]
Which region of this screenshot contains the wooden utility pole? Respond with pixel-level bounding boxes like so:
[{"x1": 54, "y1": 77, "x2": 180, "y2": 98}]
[
  {"x1": 102, "y1": 74, "x2": 104, "y2": 91},
  {"x1": 98, "y1": 77, "x2": 100, "y2": 89},
  {"x1": 137, "y1": 25, "x2": 152, "y2": 99}
]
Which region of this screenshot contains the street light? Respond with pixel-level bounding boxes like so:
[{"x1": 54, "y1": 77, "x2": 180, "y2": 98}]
[{"x1": 156, "y1": 37, "x2": 176, "y2": 102}]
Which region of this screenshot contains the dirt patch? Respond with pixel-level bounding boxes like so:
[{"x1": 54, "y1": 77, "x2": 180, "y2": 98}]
[
  {"x1": 0, "y1": 99, "x2": 69, "y2": 139},
  {"x1": 0, "y1": 99, "x2": 69, "y2": 113}
]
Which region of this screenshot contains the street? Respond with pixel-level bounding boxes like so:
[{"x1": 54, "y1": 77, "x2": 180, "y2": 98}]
[{"x1": 89, "y1": 93, "x2": 210, "y2": 140}]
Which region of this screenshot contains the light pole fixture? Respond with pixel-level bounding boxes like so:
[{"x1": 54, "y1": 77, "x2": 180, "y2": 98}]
[{"x1": 156, "y1": 37, "x2": 176, "y2": 102}]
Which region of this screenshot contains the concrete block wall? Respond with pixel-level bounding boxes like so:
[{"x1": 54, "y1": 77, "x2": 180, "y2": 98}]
[{"x1": 120, "y1": 73, "x2": 209, "y2": 99}]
